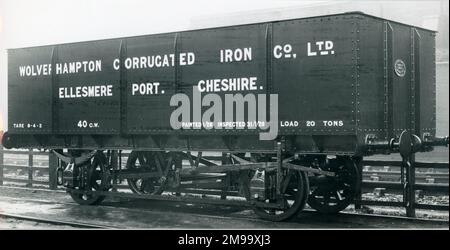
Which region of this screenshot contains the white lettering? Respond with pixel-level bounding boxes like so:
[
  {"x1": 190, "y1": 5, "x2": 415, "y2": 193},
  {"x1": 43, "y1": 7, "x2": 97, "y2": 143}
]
[
  {"x1": 18, "y1": 64, "x2": 52, "y2": 77},
  {"x1": 131, "y1": 82, "x2": 161, "y2": 95},
  {"x1": 58, "y1": 85, "x2": 113, "y2": 99},
  {"x1": 113, "y1": 59, "x2": 120, "y2": 70},
  {"x1": 197, "y1": 77, "x2": 258, "y2": 93},
  {"x1": 220, "y1": 48, "x2": 252, "y2": 63},
  {"x1": 307, "y1": 42, "x2": 317, "y2": 56}
]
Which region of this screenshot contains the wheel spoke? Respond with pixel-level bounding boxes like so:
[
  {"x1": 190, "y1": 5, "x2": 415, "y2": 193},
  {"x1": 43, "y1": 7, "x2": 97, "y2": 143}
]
[
  {"x1": 335, "y1": 191, "x2": 343, "y2": 201},
  {"x1": 281, "y1": 172, "x2": 292, "y2": 193},
  {"x1": 137, "y1": 154, "x2": 146, "y2": 168},
  {"x1": 139, "y1": 179, "x2": 147, "y2": 192}
]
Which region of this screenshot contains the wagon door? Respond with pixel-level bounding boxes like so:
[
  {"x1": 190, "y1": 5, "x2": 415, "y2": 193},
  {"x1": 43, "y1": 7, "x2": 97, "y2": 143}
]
[{"x1": 385, "y1": 22, "x2": 436, "y2": 139}]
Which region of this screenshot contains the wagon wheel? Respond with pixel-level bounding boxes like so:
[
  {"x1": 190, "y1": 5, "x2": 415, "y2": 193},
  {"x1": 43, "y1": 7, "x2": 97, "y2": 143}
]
[
  {"x1": 252, "y1": 169, "x2": 309, "y2": 221},
  {"x1": 69, "y1": 151, "x2": 111, "y2": 205},
  {"x1": 238, "y1": 154, "x2": 309, "y2": 222},
  {"x1": 307, "y1": 157, "x2": 359, "y2": 214},
  {"x1": 126, "y1": 151, "x2": 170, "y2": 195}
]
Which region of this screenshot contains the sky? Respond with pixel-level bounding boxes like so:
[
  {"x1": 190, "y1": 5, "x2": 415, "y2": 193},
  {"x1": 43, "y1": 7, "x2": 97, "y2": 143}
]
[{"x1": 0, "y1": 0, "x2": 445, "y2": 128}]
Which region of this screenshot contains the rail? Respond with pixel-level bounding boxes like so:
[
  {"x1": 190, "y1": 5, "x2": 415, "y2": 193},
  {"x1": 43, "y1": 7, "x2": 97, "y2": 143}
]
[{"x1": 0, "y1": 148, "x2": 448, "y2": 218}]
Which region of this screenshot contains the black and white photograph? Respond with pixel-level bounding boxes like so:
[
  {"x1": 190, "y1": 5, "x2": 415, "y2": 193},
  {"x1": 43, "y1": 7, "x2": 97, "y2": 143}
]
[{"x1": 0, "y1": 0, "x2": 448, "y2": 239}]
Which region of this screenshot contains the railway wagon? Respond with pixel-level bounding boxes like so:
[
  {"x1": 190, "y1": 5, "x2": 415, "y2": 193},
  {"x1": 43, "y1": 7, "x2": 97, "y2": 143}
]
[{"x1": 1, "y1": 12, "x2": 448, "y2": 221}]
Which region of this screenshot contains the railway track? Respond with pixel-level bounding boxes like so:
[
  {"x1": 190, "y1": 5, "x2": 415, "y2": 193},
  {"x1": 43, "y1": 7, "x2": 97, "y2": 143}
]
[{"x1": 0, "y1": 212, "x2": 117, "y2": 229}]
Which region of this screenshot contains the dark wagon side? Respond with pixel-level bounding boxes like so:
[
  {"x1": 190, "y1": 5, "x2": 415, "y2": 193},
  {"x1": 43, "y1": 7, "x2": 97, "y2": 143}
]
[{"x1": 1, "y1": 12, "x2": 447, "y2": 221}]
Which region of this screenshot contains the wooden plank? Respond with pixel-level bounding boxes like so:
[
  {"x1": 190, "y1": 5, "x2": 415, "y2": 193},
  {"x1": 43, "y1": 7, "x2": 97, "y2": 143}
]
[
  {"x1": 414, "y1": 183, "x2": 449, "y2": 193},
  {"x1": 0, "y1": 147, "x2": 3, "y2": 185},
  {"x1": 1, "y1": 165, "x2": 49, "y2": 171},
  {"x1": 362, "y1": 180, "x2": 403, "y2": 189},
  {"x1": 362, "y1": 181, "x2": 449, "y2": 193},
  {"x1": 48, "y1": 152, "x2": 58, "y2": 190},
  {"x1": 406, "y1": 155, "x2": 416, "y2": 217},
  {"x1": 27, "y1": 149, "x2": 33, "y2": 187},
  {"x1": 358, "y1": 200, "x2": 404, "y2": 207},
  {"x1": 414, "y1": 203, "x2": 449, "y2": 211},
  {"x1": 414, "y1": 162, "x2": 449, "y2": 169},
  {"x1": 2, "y1": 177, "x2": 48, "y2": 185},
  {"x1": 2, "y1": 177, "x2": 30, "y2": 183},
  {"x1": 354, "y1": 157, "x2": 364, "y2": 209},
  {"x1": 2, "y1": 150, "x2": 48, "y2": 156}
]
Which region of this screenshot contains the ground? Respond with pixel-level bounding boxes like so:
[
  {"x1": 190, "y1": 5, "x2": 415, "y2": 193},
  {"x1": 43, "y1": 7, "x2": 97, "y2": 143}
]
[{"x1": 0, "y1": 186, "x2": 447, "y2": 229}]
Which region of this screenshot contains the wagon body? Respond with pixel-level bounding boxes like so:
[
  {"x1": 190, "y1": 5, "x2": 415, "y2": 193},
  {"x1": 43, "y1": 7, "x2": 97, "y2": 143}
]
[{"x1": 4, "y1": 12, "x2": 436, "y2": 155}]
